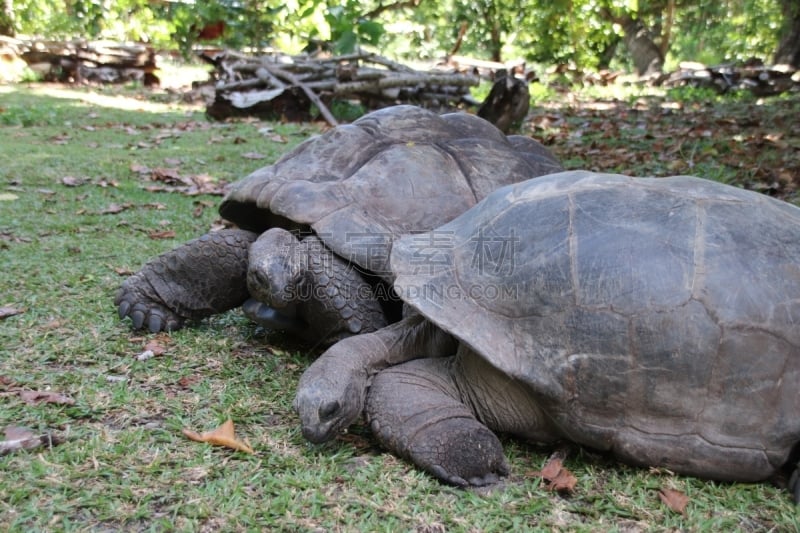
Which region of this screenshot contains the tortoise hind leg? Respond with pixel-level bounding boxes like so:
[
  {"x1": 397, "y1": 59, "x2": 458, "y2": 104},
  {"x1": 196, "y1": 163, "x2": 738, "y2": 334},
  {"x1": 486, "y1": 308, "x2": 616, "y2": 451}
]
[
  {"x1": 116, "y1": 229, "x2": 257, "y2": 332},
  {"x1": 366, "y1": 357, "x2": 509, "y2": 487}
]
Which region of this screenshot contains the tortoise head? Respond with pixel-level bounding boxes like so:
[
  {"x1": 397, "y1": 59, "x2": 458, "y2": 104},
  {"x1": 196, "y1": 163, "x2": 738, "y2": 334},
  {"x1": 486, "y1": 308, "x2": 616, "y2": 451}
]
[{"x1": 247, "y1": 227, "x2": 307, "y2": 308}]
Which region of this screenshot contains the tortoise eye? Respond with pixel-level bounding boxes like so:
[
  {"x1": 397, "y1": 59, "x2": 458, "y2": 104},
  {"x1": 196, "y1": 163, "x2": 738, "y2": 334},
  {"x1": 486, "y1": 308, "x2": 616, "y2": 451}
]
[{"x1": 319, "y1": 401, "x2": 341, "y2": 420}]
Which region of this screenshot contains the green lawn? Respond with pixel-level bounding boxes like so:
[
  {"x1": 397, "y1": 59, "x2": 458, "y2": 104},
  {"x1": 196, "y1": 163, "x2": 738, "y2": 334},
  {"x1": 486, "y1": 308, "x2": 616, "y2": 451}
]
[{"x1": 1, "y1": 82, "x2": 798, "y2": 531}]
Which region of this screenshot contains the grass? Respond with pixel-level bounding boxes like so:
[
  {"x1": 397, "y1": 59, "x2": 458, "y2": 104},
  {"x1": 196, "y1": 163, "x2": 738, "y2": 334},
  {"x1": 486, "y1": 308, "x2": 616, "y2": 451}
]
[{"x1": 1, "y1": 81, "x2": 799, "y2": 532}]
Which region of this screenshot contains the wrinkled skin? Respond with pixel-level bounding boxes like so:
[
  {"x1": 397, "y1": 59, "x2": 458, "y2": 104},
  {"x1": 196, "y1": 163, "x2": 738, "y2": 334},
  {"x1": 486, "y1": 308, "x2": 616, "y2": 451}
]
[
  {"x1": 294, "y1": 314, "x2": 456, "y2": 443},
  {"x1": 115, "y1": 229, "x2": 257, "y2": 332},
  {"x1": 295, "y1": 170, "x2": 800, "y2": 501},
  {"x1": 115, "y1": 105, "x2": 563, "y2": 345}
]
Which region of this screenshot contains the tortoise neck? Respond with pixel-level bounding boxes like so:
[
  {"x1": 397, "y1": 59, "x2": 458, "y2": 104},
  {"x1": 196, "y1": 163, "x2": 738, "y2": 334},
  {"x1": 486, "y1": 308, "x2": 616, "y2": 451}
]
[{"x1": 452, "y1": 344, "x2": 560, "y2": 444}]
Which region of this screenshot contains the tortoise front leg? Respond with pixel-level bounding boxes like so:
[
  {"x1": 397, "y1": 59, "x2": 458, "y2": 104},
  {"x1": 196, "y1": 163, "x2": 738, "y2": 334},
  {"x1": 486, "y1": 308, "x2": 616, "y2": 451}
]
[
  {"x1": 115, "y1": 229, "x2": 257, "y2": 332},
  {"x1": 366, "y1": 357, "x2": 509, "y2": 486},
  {"x1": 790, "y1": 463, "x2": 800, "y2": 504},
  {"x1": 294, "y1": 314, "x2": 457, "y2": 443}
]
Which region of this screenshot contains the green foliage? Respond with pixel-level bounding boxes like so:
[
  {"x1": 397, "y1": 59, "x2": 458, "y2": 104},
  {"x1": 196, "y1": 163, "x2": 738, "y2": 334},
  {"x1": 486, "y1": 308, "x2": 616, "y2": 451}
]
[
  {"x1": 322, "y1": 0, "x2": 385, "y2": 53},
  {"x1": 666, "y1": 0, "x2": 782, "y2": 67},
  {"x1": 3, "y1": 0, "x2": 790, "y2": 71},
  {"x1": 12, "y1": 0, "x2": 174, "y2": 43},
  {"x1": 166, "y1": 0, "x2": 282, "y2": 57}
]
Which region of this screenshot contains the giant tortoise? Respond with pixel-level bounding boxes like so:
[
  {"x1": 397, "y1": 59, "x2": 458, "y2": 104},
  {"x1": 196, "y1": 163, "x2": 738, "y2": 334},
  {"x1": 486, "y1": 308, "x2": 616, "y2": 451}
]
[
  {"x1": 294, "y1": 170, "x2": 800, "y2": 500},
  {"x1": 115, "y1": 105, "x2": 561, "y2": 345}
]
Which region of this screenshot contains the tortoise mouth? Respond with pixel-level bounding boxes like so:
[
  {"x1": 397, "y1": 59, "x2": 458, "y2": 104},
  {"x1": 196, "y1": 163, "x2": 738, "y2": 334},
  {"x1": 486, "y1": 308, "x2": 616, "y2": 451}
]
[{"x1": 242, "y1": 298, "x2": 306, "y2": 334}]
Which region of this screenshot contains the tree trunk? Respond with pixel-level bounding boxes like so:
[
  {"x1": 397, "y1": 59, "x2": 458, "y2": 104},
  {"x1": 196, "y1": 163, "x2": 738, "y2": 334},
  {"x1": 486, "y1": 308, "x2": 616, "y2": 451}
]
[
  {"x1": 0, "y1": 0, "x2": 15, "y2": 37},
  {"x1": 601, "y1": 8, "x2": 664, "y2": 76},
  {"x1": 482, "y1": 3, "x2": 503, "y2": 62},
  {"x1": 658, "y1": 0, "x2": 675, "y2": 58},
  {"x1": 775, "y1": 0, "x2": 800, "y2": 67},
  {"x1": 620, "y1": 15, "x2": 664, "y2": 76}
]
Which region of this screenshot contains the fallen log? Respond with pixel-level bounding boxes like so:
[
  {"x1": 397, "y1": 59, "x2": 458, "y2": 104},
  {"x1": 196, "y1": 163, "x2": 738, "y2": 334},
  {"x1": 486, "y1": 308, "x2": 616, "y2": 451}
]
[
  {"x1": 202, "y1": 49, "x2": 481, "y2": 123},
  {"x1": 658, "y1": 60, "x2": 799, "y2": 96},
  {"x1": 14, "y1": 38, "x2": 159, "y2": 86}
]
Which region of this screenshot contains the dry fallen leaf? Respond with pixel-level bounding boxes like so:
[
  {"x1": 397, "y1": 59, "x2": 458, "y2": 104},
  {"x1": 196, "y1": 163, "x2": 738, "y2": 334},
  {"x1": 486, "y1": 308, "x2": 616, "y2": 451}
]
[
  {"x1": 177, "y1": 375, "x2": 201, "y2": 388},
  {"x1": 144, "y1": 337, "x2": 170, "y2": 356},
  {"x1": 182, "y1": 419, "x2": 254, "y2": 454},
  {"x1": 130, "y1": 162, "x2": 150, "y2": 174},
  {"x1": 0, "y1": 375, "x2": 19, "y2": 390},
  {"x1": 529, "y1": 454, "x2": 578, "y2": 494},
  {"x1": 112, "y1": 265, "x2": 134, "y2": 276},
  {"x1": 241, "y1": 152, "x2": 266, "y2": 160},
  {"x1": 658, "y1": 487, "x2": 689, "y2": 515},
  {"x1": 61, "y1": 176, "x2": 86, "y2": 187},
  {"x1": 4, "y1": 425, "x2": 35, "y2": 440},
  {"x1": 266, "y1": 133, "x2": 287, "y2": 143},
  {"x1": 18, "y1": 390, "x2": 75, "y2": 406},
  {"x1": 100, "y1": 203, "x2": 130, "y2": 215},
  {"x1": 539, "y1": 456, "x2": 563, "y2": 479},
  {"x1": 151, "y1": 167, "x2": 184, "y2": 184},
  {"x1": 0, "y1": 425, "x2": 64, "y2": 455},
  {"x1": 0, "y1": 306, "x2": 25, "y2": 320},
  {"x1": 147, "y1": 229, "x2": 176, "y2": 240}
]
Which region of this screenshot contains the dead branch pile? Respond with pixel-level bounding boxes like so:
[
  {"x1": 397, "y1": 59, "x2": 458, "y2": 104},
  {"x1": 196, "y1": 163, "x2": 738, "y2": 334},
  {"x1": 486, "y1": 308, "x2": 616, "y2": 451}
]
[
  {"x1": 10, "y1": 37, "x2": 158, "y2": 85},
  {"x1": 201, "y1": 50, "x2": 481, "y2": 125},
  {"x1": 658, "y1": 61, "x2": 800, "y2": 96}
]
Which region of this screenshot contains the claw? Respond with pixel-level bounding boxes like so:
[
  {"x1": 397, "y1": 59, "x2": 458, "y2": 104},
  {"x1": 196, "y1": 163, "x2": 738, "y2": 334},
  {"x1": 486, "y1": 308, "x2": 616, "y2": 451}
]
[
  {"x1": 429, "y1": 465, "x2": 468, "y2": 487},
  {"x1": 118, "y1": 300, "x2": 130, "y2": 319},
  {"x1": 131, "y1": 309, "x2": 145, "y2": 329},
  {"x1": 468, "y1": 472, "x2": 500, "y2": 486},
  {"x1": 147, "y1": 314, "x2": 163, "y2": 333}
]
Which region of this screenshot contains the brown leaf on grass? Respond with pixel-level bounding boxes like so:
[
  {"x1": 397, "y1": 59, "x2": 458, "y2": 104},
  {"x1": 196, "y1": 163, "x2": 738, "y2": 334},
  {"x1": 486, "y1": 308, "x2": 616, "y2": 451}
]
[
  {"x1": 177, "y1": 375, "x2": 201, "y2": 388},
  {"x1": 0, "y1": 375, "x2": 20, "y2": 390},
  {"x1": 61, "y1": 176, "x2": 87, "y2": 187},
  {"x1": 192, "y1": 199, "x2": 214, "y2": 218},
  {"x1": 0, "y1": 306, "x2": 25, "y2": 319},
  {"x1": 112, "y1": 265, "x2": 134, "y2": 276},
  {"x1": 130, "y1": 162, "x2": 150, "y2": 174},
  {"x1": 4, "y1": 425, "x2": 35, "y2": 440},
  {"x1": 548, "y1": 467, "x2": 578, "y2": 493},
  {"x1": 151, "y1": 167, "x2": 185, "y2": 184},
  {"x1": 266, "y1": 133, "x2": 287, "y2": 143},
  {"x1": 50, "y1": 133, "x2": 71, "y2": 144},
  {"x1": 658, "y1": 487, "x2": 689, "y2": 515},
  {"x1": 144, "y1": 337, "x2": 170, "y2": 356},
  {"x1": 539, "y1": 456, "x2": 563, "y2": 479},
  {"x1": 96, "y1": 178, "x2": 118, "y2": 188},
  {"x1": 19, "y1": 390, "x2": 75, "y2": 406},
  {"x1": 0, "y1": 425, "x2": 65, "y2": 455},
  {"x1": 529, "y1": 455, "x2": 578, "y2": 494},
  {"x1": 242, "y1": 152, "x2": 266, "y2": 160},
  {"x1": 100, "y1": 203, "x2": 130, "y2": 215},
  {"x1": 136, "y1": 336, "x2": 172, "y2": 361},
  {"x1": 148, "y1": 229, "x2": 176, "y2": 240},
  {"x1": 182, "y1": 419, "x2": 254, "y2": 454}
]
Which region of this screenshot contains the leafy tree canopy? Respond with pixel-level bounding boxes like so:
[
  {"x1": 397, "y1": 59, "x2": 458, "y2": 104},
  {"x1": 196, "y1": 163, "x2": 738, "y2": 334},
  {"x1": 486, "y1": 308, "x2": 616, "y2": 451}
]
[{"x1": 3, "y1": 0, "x2": 789, "y2": 70}]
